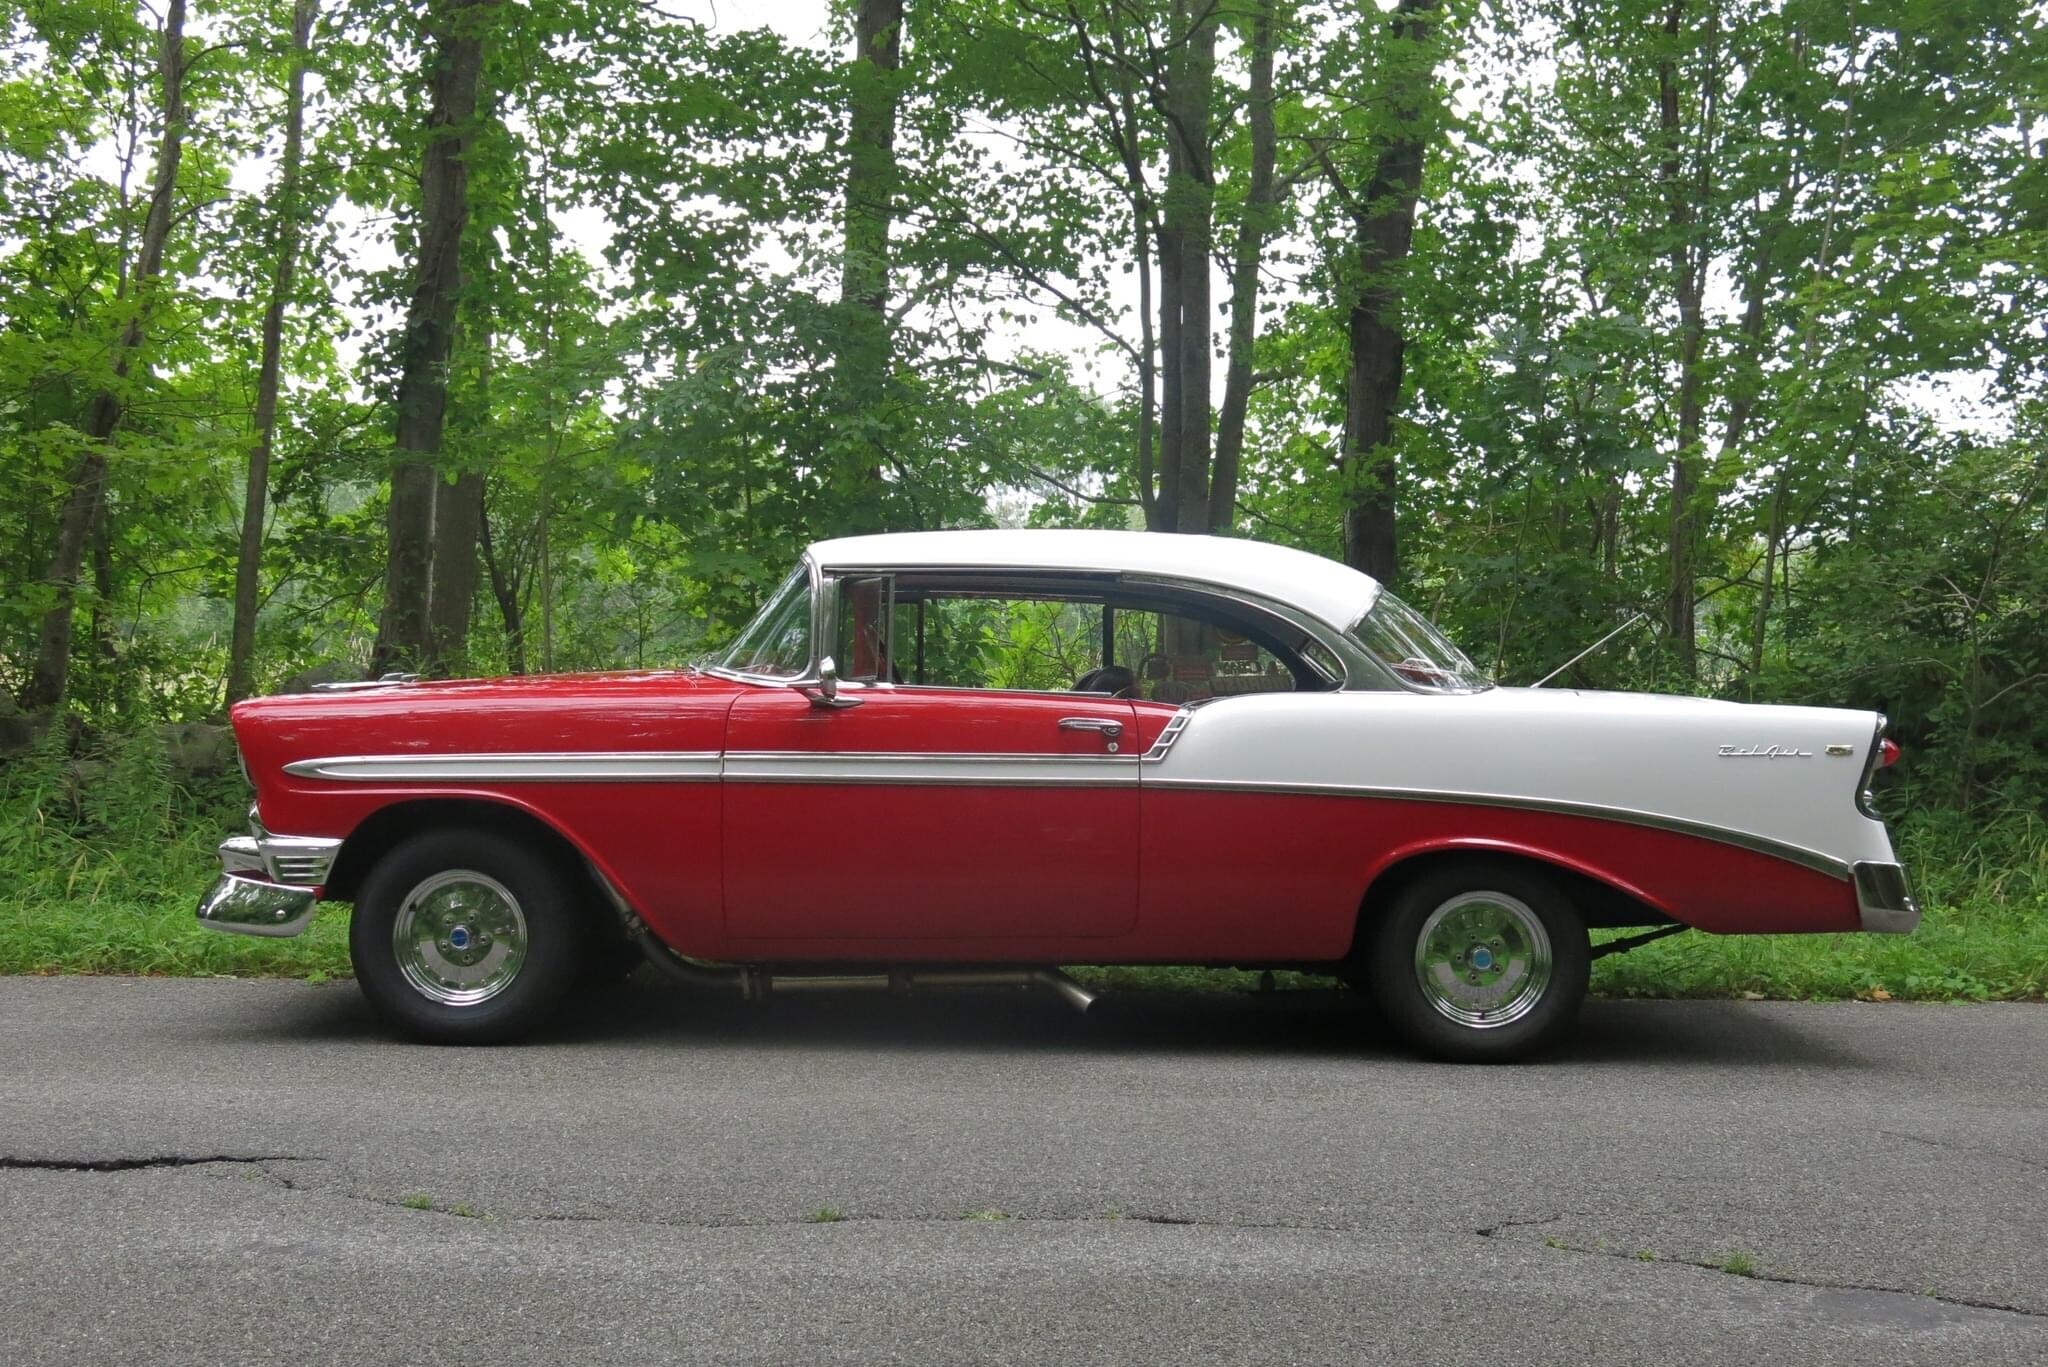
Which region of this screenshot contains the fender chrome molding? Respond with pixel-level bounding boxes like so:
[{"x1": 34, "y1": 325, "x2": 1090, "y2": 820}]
[
  {"x1": 723, "y1": 751, "x2": 1139, "y2": 787},
  {"x1": 283, "y1": 752, "x2": 723, "y2": 783},
  {"x1": 1140, "y1": 776, "x2": 1854, "y2": 879}
]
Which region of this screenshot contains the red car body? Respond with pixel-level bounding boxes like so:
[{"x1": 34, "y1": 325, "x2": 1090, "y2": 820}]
[{"x1": 202, "y1": 530, "x2": 1915, "y2": 1058}]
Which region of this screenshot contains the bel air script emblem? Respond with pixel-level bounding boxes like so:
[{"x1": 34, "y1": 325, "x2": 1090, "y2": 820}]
[{"x1": 1717, "y1": 743, "x2": 1813, "y2": 759}]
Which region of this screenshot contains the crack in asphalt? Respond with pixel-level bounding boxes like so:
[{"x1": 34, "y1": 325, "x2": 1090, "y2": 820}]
[
  {"x1": 1474, "y1": 1211, "x2": 1572, "y2": 1238},
  {"x1": 503, "y1": 1207, "x2": 1347, "y2": 1233},
  {"x1": 1490, "y1": 1219, "x2": 2048, "y2": 1322},
  {"x1": 1881, "y1": 1128, "x2": 2048, "y2": 1177},
  {"x1": 15, "y1": 1157, "x2": 2044, "y2": 1323},
  {"x1": 0, "y1": 1154, "x2": 302, "y2": 1173}
]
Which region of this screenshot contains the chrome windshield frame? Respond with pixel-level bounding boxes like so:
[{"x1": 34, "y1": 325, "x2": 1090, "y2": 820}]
[{"x1": 703, "y1": 553, "x2": 829, "y2": 688}]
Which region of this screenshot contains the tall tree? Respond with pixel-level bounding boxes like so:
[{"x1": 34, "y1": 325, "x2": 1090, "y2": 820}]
[
  {"x1": 1155, "y1": 0, "x2": 1218, "y2": 534},
  {"x1": 1322, "y1": 0, "x2": 1442, "y2": 583},
  {"x1": 226, "y1": 0, "x2": 317, "y2": 706},
  {"x1": 371, "y1": 0, "x2": 494, "y2": 675},
  {"x1": 18, "y1": 0, "x2": 188, "y2": 711},
  {"x1": 835, "y1": 0, "x2": 905, "y2": 408},
  {"x1": 1655, "y1": 0, "x2": 1716, "y2": 678},
  {"x1": 1210, "y1": 0, "x2": 1282, "y2": 534}
]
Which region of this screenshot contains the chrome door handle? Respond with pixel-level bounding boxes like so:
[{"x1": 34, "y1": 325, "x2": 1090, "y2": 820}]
[{"x1": 1058, "y1": 717, "x2": 1123, "y2": 739}]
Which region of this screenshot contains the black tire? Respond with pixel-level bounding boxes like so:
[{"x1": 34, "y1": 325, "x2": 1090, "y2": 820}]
[
  {"x1": 350, "y1": 828, "x2": 587, "y2": 1044},
  {"x1": 1363, "y1": 859, "x2": 1590, "y2": 1062}
]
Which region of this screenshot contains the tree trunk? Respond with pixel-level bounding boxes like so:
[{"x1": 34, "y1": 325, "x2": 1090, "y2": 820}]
[
  {"x1": 831, "y1": 0, "x2": 903, "y2": 514},
  {"x1": 1209, "y1": 0, "x2": 1278, "y2": 536},
  {"x1": 89, "y1": 485, "x2": 116, "y2": 671},
  {"x1": 227, "y1": 0, "x2": 316, "y2": 706},
  {"x1": 371, "y1": 0, "x2": 492, "y2": 675},
  {"x1": 479, "y1": 488, "x2": 525, "y2": 675},
  {"x1": 1658, "y1": 0, "x2": 1711, "y2": 679},
  {"x1": 1164, "y1": 0, "x2": 1215, "y2": 534},
  {"x1": 426, "y1": 468, "x2": 483, "y2": 671},
  {"x1": 1748, "y1": 469, "x2": 1786, "y2": 689},
  {"x1": 1133, "y1": 194, "x2": 1164, "y2": 531},
  {"x1": 18, "y1": 0, "x2": 188, "y2": 712},
  {"x1": 1338, "y1": 0, "x2": 1437, "y2": 583},
  {"x1": 1155, "y1": 211, "x2": 1184, "y2": 528},
  {"x1": 838, "y1": 0, "x2": 903, "y2": 337}
]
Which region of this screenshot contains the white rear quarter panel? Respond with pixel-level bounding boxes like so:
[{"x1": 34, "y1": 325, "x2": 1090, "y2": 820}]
[{"x1": 1151, "y1": 687, "x2": 1899, "y2": 874}]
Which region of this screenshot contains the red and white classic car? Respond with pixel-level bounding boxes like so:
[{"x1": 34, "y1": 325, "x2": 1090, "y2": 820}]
[{"x1": 201, "y1": 530, "x2": 1917, "y2": 1060}]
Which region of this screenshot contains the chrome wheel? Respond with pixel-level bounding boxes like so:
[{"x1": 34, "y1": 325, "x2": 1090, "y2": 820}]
[
  {"x1": 1413, "y1": 890, "x2": 1553, "y2": 1029},
  {"x1": 392, "y1": 869, "x2": 529, "y2": 1007}
]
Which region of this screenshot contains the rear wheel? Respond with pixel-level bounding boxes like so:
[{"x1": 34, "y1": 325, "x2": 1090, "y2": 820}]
[
  {"x1": 350, "y1": 829, "x2": 586, "y2": 1044},
  {"x1": 1364, "y1": 860, "x2": 1589, "y2": 1062}
]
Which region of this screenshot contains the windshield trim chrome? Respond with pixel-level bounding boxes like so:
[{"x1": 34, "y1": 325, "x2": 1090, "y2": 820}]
[{"x1": 704, "y1": 553, "x2": 828, "y2": 687}]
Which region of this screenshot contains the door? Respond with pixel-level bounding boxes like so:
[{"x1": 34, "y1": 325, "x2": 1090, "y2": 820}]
[{"x1": 721, "y1": 686, "x2": 1139, "y2": 944}]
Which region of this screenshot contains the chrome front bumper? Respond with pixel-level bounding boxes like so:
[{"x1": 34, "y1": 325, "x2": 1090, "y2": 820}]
[
  {"x1": 1852, "y1": 861, "x2": 1919, "y2": 934},
  {"x1": 196, "y1": 828, "x2": 343, "y2": 939}
]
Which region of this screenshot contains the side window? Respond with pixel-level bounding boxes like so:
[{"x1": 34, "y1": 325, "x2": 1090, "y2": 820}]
[
  {"x1": 895, "y1": 594, "x2": 1106, "y2": 691},
  {"x1": 872, "y1": 581, "x2": 1335, "y2": 697},
  {"x1": 1118, "y1": 610, "x2": 1305, "y2": 703}
]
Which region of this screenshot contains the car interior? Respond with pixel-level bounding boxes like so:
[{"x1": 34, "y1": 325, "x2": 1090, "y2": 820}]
[{"x1": 832, "y1": 572, "x2": 1345, "y2": 702}]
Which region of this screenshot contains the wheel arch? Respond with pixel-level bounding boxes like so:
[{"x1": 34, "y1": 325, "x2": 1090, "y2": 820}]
[
  {"x1": 1348, "y1": 838, "x2": 1679, "y2": 959},
  {"x1": 322, "y1": 795, "x2": 618, "y2": 923}
]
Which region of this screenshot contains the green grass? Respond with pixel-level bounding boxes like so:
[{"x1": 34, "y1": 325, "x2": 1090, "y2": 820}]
[
  {"x1": 1721, "y1": 1252, "x2": 1757, "y2": 1277},
  {"x1": 1, "y1": 730, "x2": 2042, "y2": 1001},
  {"x1": 0, "y1": 731, "x2": 353, "y2": 979}
]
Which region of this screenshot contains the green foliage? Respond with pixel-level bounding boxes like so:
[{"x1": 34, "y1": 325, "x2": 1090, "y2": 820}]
[{"x1": 0, "y1": 727, "x2": 348, "y2": 976}]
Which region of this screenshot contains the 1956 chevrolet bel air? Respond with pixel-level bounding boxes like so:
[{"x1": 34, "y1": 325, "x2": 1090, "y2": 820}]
[{"x1": 200, "y1": 529, "x2": 1916, "y2": 1060}]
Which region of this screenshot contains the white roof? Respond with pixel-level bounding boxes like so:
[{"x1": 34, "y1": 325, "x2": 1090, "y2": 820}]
[{"x1": 807, "y1": 529, "x2": 1382, "y2": 631}]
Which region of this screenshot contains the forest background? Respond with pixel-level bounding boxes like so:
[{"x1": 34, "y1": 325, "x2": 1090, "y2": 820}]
[{"x1": 2, "y1": 0, "x2": 2043, "y2": 998}]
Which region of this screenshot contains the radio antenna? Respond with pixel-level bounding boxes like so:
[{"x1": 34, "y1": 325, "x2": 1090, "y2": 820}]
[{"x1": 1529, "y1": 612, "x2": 1649, "y2": 689}]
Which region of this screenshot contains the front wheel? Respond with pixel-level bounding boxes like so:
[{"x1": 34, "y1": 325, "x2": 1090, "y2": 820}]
[
  {"x1": 350, "y1": 829, "x2": 586, "y2": 1044},
  {"x1": 1363, "y1": 861, "x2": 1590, "y2": 1062}
]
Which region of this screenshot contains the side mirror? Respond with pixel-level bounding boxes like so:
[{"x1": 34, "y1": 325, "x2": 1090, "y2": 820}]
[{"x1": 800, "y1": 656, "x2": 863, "y2": 710}]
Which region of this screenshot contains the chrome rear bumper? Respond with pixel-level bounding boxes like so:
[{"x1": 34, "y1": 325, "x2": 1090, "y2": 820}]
[
  {"x1": 1852, "y1": 861, "x2": 1919, "y2": 934},
  {"x1": 196, "y1": 828, "x2": 343, "y2": 939}
]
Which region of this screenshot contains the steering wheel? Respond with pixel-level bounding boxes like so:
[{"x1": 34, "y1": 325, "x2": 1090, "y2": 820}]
[{"x1": 1072, "y1": 664, "x2": 1136, "y2": 697}]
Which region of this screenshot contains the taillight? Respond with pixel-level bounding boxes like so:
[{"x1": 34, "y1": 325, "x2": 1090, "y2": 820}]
[{"x1": 1879, "y1": 738, "x2": 1901, "y2": 768}]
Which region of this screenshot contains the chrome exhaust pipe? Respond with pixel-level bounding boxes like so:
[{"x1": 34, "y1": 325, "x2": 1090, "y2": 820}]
[
  {"x1": 1033, "y1": 969, "x2": 1098, "y2": 1014},
  {"x1": 891, "y1": 969, "x2": 1097, "y2": 1014},
  {"x1": 759, "y1": 968, "x2": 1098, "y2": 1013}
]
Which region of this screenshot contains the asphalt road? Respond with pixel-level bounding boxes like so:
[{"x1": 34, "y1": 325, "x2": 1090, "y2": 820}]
[{"x1": 1, "y1": 977, "x2": 2043, "y2": 1365}]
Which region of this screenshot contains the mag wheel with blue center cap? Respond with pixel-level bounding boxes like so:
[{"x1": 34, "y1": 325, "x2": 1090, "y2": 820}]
[
  {"x1": 351, "y1": 829, "x2": 585, "y2": 1044},
  {"x1": 391, "y1": 869, "x2": 530, "y2": 1007},
  {"x1": 1365, "y1": 859, "x2": 1589, "y2": 1062}
]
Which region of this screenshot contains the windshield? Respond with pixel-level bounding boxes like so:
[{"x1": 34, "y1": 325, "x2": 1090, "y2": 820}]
[
  {"x1": 714, "y1": 565, "x2": 813, "y2": 678},
  {"x1": 1348, "y1": 590, "x2": 1490, "y2": 693}
]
